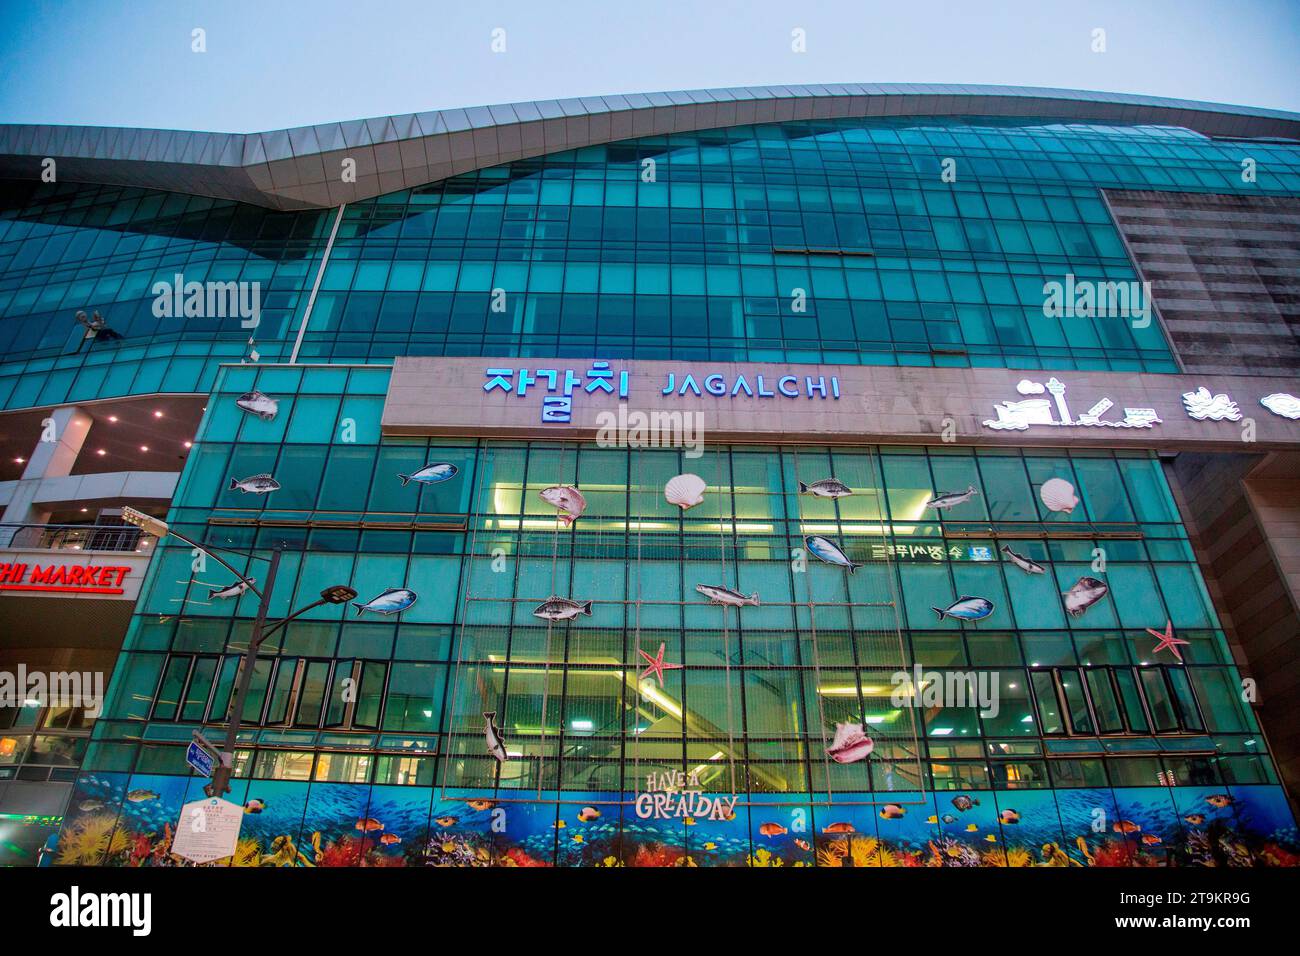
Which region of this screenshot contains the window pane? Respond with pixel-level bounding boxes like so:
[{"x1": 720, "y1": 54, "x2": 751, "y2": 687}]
[
  {"x1": 1059, "y1": 669, "x2": 1093, "y2": 735},
  {"x1": 1031, "y1": 671, "x2": 1063, "y2": 734},
  {"x1": 180, "y1": 657, "x2": 218, "y2": 722},
  {"x1": 1139, "y1": 669, "x2": 1179, "y2": 733},
  {"x1": 355, "y1": 662, "x2": 387, "y2": 730},
  {"x1": 1166, "y1": 668, "x2": 1204, "y2": 732},
  {"x1": 152, "y1": 657, "x2": 190, "y2": 721},
  {"x1": 294, "y1": 661, "x2": 330, "y2": 728},
  {"x1": 1114, "y1": 668, "x2": 1149, "y2": 733},
  {"x1": 265, "y1": 658, "x2": 300, "y2": 725},
  {"x1": 1085, "y1": 670, "x2": 1123, "y2": 734}
]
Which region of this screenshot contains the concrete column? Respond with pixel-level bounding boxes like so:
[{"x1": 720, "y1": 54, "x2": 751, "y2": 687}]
[{"x1": 0, "y1": 406, "x2": 93, "y2": 537}]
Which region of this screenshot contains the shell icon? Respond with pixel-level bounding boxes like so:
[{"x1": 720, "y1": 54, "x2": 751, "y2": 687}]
[
  {"x1": 664, "y1": 474, "x2": 706, "y2": 510},
  {"x1": 1040, "y1": 477, "x2": 1079, "y2": 514}
]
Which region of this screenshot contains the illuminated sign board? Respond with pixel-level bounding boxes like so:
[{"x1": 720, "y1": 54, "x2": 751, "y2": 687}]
[
  {"x1": 0, "y1": 562, "x2": 133, "y2": 595},
  {"x1": 483, "y1": 361, "x2": 841, "y2": 422}
]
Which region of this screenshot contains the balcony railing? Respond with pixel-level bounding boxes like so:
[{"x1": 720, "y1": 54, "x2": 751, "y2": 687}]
[{"x1": 0, "y1": 523, "x2": 156, "y2": 553}]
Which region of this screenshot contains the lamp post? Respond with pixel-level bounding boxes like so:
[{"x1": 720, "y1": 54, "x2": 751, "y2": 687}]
[{"x1": 121, "y1": 507, "x2": 356, "y2": 797}]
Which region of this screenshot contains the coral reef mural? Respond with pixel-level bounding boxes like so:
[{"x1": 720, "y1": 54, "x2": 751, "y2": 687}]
[{"x1": 52, "y1": 772, "x2": 1298, "y2": 867}]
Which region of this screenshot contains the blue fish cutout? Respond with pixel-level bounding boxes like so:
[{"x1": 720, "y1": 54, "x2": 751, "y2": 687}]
[
  {"x1": 805, "y1": 535, "x2": 862, "y2": 573},
  {"x1": 932, "y1": 595, "x2": 994, "y2": 622},
  {"x1": 353, "y1": 587, "x2": 418, "y2": 616},
  {"x1": 397, "y1": 462, "x2": 458, "y2": 486}
]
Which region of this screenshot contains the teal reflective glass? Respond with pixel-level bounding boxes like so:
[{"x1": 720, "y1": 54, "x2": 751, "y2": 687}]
[{"x1": 7, "y1": 118, "x2": 1300, "y2": 413}]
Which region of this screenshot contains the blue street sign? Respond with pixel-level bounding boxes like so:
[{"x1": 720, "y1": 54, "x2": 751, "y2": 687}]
[{"x1": 186, "y1": 740, "x2": 215, "y2": 778}]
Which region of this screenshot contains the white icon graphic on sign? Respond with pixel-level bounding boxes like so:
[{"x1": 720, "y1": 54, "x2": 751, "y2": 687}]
[
  {"x1": 983, "y1": 378, "x2": 1161, "y2": 431},
  {"x1": 1182, "y1": 387, "x2": 1243, "y2": 422}
]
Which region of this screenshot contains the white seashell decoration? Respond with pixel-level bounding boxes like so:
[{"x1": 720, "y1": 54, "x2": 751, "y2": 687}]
[
  {"x1": 1040, "y1": 477, "x2": 1079, "y2": 514},
  {"x1": 664, "y1": 473, "x2": 707, "y2": 510},
  {"x1": 1260, "y1": 393, "x2": 1300, "y2": 420}
]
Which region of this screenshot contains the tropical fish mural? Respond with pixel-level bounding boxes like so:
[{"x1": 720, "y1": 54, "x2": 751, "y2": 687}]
[{"x1": 48, "y1": 773, "x2": 1298, "y2": 868}]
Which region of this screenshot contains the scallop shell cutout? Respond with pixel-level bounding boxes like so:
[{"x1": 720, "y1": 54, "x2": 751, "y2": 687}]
[
  {"x1": 1040, "y1": 477, "x2": 1079, "y2": 514},
  {"x1": 664, "y1": 473, "x2": 707, "y2": 510}
]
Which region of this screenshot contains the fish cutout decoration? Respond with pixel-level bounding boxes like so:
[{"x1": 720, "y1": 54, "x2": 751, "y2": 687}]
[
  {"x1": 539, "y1": 485, "x2": 586, "y2": 526},
  {"x1": 1062, "y1": 576, "x2": 1108, "y2": 617},
  {"x1": 1000, "y1": 545, "x2": 1045, "y2": 575},
  {"x1": 228, "y1": 473, "x2": 280, "y2": 494},
  {"x1": 209, "y1": 579, "x2": 255, "y2": 600},
  {"x1": 805, "y1": 535, "x2": 862, "y2": 573},
  {"x1": 664, "y1": 473, "x2": 706, "y2": 510},
  {"x1": 532, "y1": 596, "x2": 593, "y2": 622},
  {"x1": 695, "y1": 584, "x2": 760, "y2": 607},
  {"x1": 825, "y1": 722, "x2": 874, "y2": 764},
  {"x1": 1039, "y1": 478, "x2": 1079, "y2": 514},
  {"x1": 397, "y1": 462, "x2": 458, "y2": 486},
  {"x1": 932, "y1": 595, "x2": 995, "y2": 622},
  {"x1": 352, "y1": 587, "x2": 418, "y2": 616},
  {"x1": 926, "y1": 486, "x2": 979, "y2": 510},
  {"x1": 483, "y1": 711, "x2": 507, "y2": 763},
  {"x1": 1260, "y1": 393, "x2": 1300, "y2": 420},
  {"x1": 234, "y1": 389, "x2": 278, "y2": 421},
  {"x1": 798, "y1": 478, "x2": 853, "y2": 499}
]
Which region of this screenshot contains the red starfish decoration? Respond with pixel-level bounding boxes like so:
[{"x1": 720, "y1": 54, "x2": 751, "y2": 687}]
[
  {"x1": 1146, "y1": 619, "x2": 1189, "y2": 662},
  {"x1": 637, "y1": 643, "x2": 683, "y2": 687}
]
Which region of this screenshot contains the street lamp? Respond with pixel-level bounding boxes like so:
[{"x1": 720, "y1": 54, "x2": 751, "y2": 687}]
[{"x1": 122, "y1": 507, "x2": 356, "y2": 796}]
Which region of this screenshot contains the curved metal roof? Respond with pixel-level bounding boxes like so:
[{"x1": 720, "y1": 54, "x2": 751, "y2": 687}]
[{"x1": 2, "y1": 83, "x2": 1297, "y2": 211}]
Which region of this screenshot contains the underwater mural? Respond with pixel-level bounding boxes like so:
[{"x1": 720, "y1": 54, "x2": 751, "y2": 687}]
[{"x1": 51, "y1": 771, "x2": 1300, "y2": 867}]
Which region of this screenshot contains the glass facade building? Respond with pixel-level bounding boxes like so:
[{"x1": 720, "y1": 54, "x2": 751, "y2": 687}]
[{"x1": 2, "y1": 86, "x2": 1299, "y2": 867}]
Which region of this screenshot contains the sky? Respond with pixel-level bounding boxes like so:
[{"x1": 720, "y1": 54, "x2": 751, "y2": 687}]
[{"x1": 0, "y1": 0, "x2": 1296, "y2": 132}]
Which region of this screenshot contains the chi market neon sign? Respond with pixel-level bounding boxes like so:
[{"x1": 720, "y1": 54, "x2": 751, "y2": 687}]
[{"x1": 0, "y1": 562, "x2": 132, "y2": 595}]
